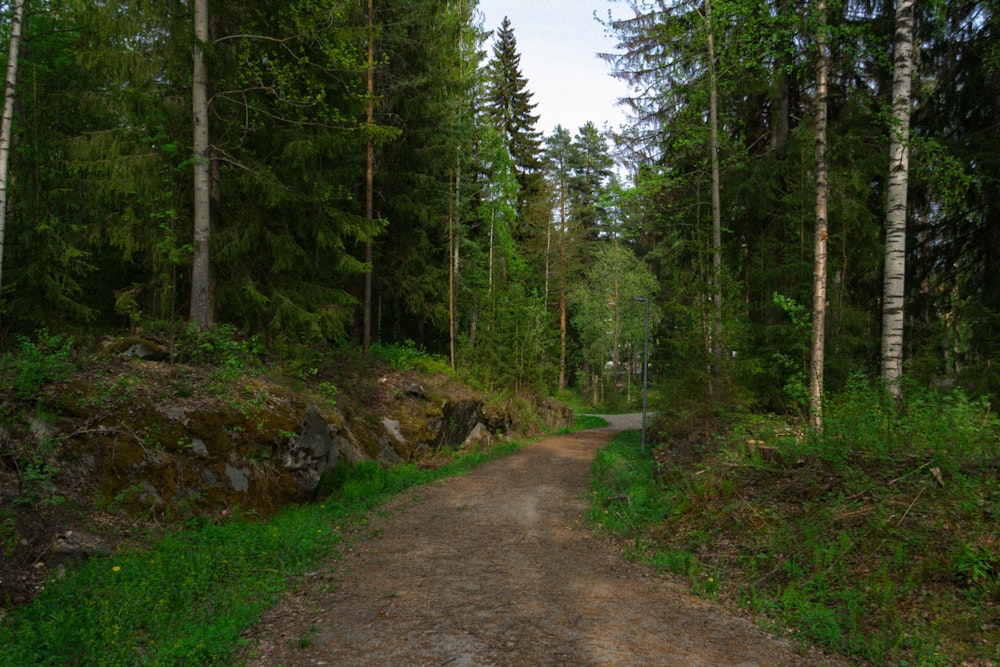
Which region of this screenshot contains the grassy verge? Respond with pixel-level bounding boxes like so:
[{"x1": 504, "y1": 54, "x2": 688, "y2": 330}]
[
  {"x1": 589, "y1": 380, "x2": 1000, "y2": 666},
  {"x1": 0, "y1": 437, "x2": 529, "y2": 666},
  {"x1": 568, "y1": 413, "x2": 608, "y2": 431}
]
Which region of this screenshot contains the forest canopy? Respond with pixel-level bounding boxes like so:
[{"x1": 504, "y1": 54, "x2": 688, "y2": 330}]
[{"x1": 0, "y1": 0, "x2": 997, "y2": 414}]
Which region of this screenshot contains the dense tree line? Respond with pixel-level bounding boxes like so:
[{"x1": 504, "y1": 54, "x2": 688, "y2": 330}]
[
  {"x1": 605, "y1": 0, "x2": 1000, "y2": 414},
  {"x1": 0, "y1": 0, "x2": 997, "y2": 414}
]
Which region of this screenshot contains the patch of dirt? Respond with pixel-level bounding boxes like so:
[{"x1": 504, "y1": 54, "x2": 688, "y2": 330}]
[{"x1": 240, "y1": 421, "x2": 852, "y2": 666}]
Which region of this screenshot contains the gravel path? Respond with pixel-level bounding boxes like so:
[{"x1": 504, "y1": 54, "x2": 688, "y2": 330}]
[{"x1": 240, "y1": 419, "x2": 847, "y2": 667}]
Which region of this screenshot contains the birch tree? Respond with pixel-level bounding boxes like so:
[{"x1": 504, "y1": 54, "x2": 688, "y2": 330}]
[
  {"x1": 189, "y1": 0, "x2": 211, "y2": 330},
  {"x1": 881, "y1": 0, "x2": 915, "y2": 400},
  {"x1": 809, "y1": 0, "x2": 830, "y2": 430},
  {"x1": 0, "y1": 0, "x2": 26, "y2": 297}
]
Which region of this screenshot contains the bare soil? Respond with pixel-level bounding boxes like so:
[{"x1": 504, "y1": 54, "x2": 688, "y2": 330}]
[{"x1": 240, "y1": 416, "x2": 850, "y2": 667}]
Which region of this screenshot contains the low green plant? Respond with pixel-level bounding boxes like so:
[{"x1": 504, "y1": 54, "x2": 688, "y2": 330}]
[
  {"x1": 317, "y1": 381, "x2": 338, "y2": 407},
  {"x1": 566, "y1": 413, "x2": 607, "y2": 432},
  {"x1": 649, "y1": 549, "x2": 698, "y2": 576},
  {"x1": 591, "y1": 377, "x2": 1000, "y2": 665},
  {"x1": 0, "y1": 438, "x2": 525, "y2": 665},
  {"x1": 172, "y1": 323, "x2": 264, "y2": 377},
  {"x1": 953, "y1": 542, "x2": 999, "y2": 586},
  {"x1": 0, "y1": 513, "x2": 18, "y2": 558},
  {"x1": 369, "y1": 339, "x2": 448, "y2": 373},
  {"x1": 0, "y1": 330, "x2": 76, "y2": 401},
  {"x1": 588, "y1": 431, "x2": 669, "y2": 535},
  {"x1": 17, "y1": 459, "x2": 65, "y2": 507},
  {"x1": 79, "y1": 372, "x2": 139, "y2": 410}
]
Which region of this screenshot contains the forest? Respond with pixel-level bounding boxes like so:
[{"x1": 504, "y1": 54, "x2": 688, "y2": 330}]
[
  {"x1": 1, "y1": 2, "x2": 1000, "y2": 664},
  {"x1": 0, "y1": 0, "x2": 997, "y2": 418}
]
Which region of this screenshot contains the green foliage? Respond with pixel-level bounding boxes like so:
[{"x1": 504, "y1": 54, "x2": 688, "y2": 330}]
[
  {"x1": 569, "y1": 414, "x2": 608, "y2": 432},
  {"x1": 588, "y1": 431, "x2": 669, "y2": 535},
  {"x1": 369, "y1": 339, "x2": 448, "y2": 374},
  {"x1": 16, "y1": 457, "x2": 65, "y2": 508},
  {"x1": 170, "y1": 324, "x2": 263, "y2": 378},
  {"x1": 0, "y1": 512, "x2": 17, "y2": 559},
  {"x1": 0, "y1": 438, "x2": 524, "y2": 665},
  {"x1": 0, "y1": 330, "x2": 76, "y2": 401},
  {"x1": 591, "y1": 380, "x2": 1000, "y2": 665},
  {"x1": 570, "y1": 244, "x2": 660, "y2": 403},
  {"x1": 485, "y1": 16, "x2": 545, "y2": 238},
  {"x1": 789, "y1": 374, "x2": 1000, "y2": 469},
  {"x1": 765, "y1": 292, "x2": 813, "y2": 414}
]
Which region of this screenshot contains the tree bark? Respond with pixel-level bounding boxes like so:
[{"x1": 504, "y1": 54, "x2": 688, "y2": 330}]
[
  {"x1": 558, "y1": 174, "x2": 567, "y2": 391},
  {"x1": 0, "y1": 0, "x2": 25, "y2": 298},
  {"x1": 881, "y1": 0, "x2": 915, "y2": 401},
  {"x1": 809, "y1": 0, "x2": 829, "y2": 430},
  {"x1": 189, "y1": 0, "x2": 212, "y2": 330},
  {"x1": 363, "y1": 0, "x2": 375, "y2": 353},
  {"x1": 705, "y1": 0, "x2": 723, "y2": 363},
  {"x1": 449, "y1": 171, "x2": 455, "y2": 369}
]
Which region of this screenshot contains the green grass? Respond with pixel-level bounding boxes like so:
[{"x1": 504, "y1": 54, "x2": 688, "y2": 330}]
[
  {"x1": 0, "y1": 440, "x2": 524, "y2": 666},
  {"x1": 567, "y1": 413, "x2": 608, "y2": 432},
  {"x1": 588, "y1": 379, "x2": 1000, "y2": 666},
  {"x1": 556, "y1": 386, "x2": 659, "y2": 416}
]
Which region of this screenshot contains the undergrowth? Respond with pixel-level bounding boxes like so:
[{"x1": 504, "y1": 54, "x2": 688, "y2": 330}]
[
  {"x1": 589, "y1": 377, "x2": 1000, "y2": 666},
  {"x1": 369, "y1": 339, "x2": 450, "y2": 374},
  {"x1": 0, "y1": 436, "x2": 527, "y2": 666},
  {"x1": 0, "y1": 329, "x2": 592, "y2": 665}
]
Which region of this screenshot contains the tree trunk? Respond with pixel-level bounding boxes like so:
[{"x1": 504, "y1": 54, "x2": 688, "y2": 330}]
[
  {"x1": 809, "y1": 0, "x2": 829, "y2": 431},
  {"x1": 189, "y1": 0, "x2": 212, "y2": 330},
  {"x1": 488, "y1": 203, "x2": 495, "y2": 292},
  {"x1": 705, "y1": 0, "x2": 723, "y2": 363},
  {"x1": 0, "y1": 0, "x2": 26, "y2": 297},
  {"x1": 449, "y1": 171, "x2": 455, "y2": 369},
  {"x1": 363, "y1": 0, "x2": 375, "y2": 353},
  {"x1": 558, "y1": 183, "x2": 567, "y2": 391},
  {"x1": 881, "y1": 0, "x2": 915, "y2": 401}
]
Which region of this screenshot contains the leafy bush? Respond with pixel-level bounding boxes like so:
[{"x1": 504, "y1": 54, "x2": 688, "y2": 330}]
[
  {"x1": 0, "y1": 330, "x2": 76, "y2": 401},
  {"x1": 172, "y1": 324, "x2": 264, "y2": 376}
]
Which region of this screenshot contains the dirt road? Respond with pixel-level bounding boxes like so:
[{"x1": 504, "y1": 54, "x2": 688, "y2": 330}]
[{"x1": 241, "y1": 419, "x2": 846, "y2": 666}]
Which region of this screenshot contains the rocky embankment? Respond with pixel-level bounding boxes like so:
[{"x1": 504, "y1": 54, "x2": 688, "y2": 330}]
[{"x1": 0, "y1": 340, "x2": 573, "y2": 610}]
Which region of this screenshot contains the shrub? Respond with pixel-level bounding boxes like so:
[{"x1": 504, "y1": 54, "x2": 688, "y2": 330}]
[{"x1": 0, "y1": 330, "x2": 76, "y2": 401}]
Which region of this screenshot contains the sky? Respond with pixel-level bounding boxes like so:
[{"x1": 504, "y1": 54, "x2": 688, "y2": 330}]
[{"x1": 477, "y1": 0, "x2": 632, "y2": 138}]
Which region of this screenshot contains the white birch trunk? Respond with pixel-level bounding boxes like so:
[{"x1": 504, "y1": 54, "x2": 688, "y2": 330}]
[
  {"x1": 809, "y1": 0, "x2": 830, "y2": 430},
  {"x1": 0, "y1": 0, "x2": 26, "y2": 295},
  {"x1": 881, "y1": 0, "x2": 915, "y2": 399},
  {"x1": 189, "y1": 0, "x2": 212, "y2": 330}
]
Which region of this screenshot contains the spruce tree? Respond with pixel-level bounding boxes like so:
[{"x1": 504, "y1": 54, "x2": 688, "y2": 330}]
[
  {"x1": 568, "y1": 122, "x2": 614, "y2": 244},
  {"x1": 485, "y1": 17, "x2": 545, "y2": 243}
]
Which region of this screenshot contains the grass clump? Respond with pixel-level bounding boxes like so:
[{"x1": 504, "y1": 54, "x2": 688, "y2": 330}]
[
  {"x1": 589, "y1": 377, "x2": 1000, "y2": 666},
  {"x1": 0, "y1": 440, "x2": 523, "y2": 666}
]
